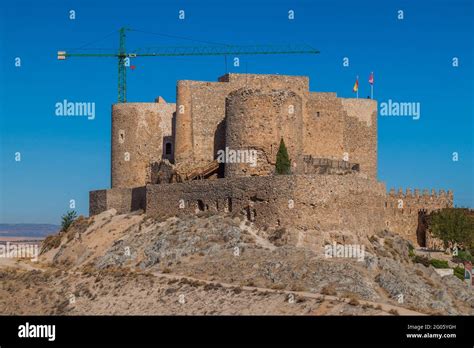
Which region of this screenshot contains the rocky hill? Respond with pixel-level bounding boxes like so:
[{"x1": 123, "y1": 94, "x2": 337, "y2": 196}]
[{"x1": 0, "y1": 209, "x2": 472, "y2": 315}]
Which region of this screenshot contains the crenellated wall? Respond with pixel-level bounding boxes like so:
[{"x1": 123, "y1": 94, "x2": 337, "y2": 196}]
[
  {"x1": 384, "y1": 188, "x2": 453, "y2": 245},
  {"x1": 89, "y1": 181, "x2": 454, "y2": 248}
]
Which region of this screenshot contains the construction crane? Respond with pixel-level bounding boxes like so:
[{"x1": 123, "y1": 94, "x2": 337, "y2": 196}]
[{"x1": 58, "y1": 27, "x2": 319, "y2": 103}]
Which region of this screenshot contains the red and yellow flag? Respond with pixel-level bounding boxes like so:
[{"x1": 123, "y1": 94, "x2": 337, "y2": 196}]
[{"x1": 352, "y1": 77, "x2": 359, "y2": 93}]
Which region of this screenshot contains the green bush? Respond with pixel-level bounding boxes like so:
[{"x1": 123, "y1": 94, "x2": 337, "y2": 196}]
[
  {"x1": 429, "y1": 259, "x2": 449, "y2": 269},
  {"x1": 429, "y1": 208, "x2": 474, "y2": 249},
  {"x1": 453, "y1": 266, "x2": 465, "y2": 281},
  {"x1": 275, "y1": 138, "x2": 291, "y2": 175},
  {"x1": 413, "y1": 255, "x2": 430, "y2": 267},
  {"x1": 61, "y1": 210, "x2": 77, "y2": 232},
  {"x1": 454, "y1": 250, "x2": 473, "y2": 263}
]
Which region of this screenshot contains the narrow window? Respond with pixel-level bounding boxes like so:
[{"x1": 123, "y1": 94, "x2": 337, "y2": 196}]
[
  {"x1": 197, "y1": 200, "x2": 205, "y2": 211},
  {"x1": 165, "y1": 142, "x2": 172, "y2": 155}
]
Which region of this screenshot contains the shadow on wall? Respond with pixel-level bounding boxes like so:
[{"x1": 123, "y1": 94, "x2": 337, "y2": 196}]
[
  {"x1": 214, "y1": 119, "x2": 226, "y2": 178},
  {"x1": 416, "y1": 209, "x2": 428, "y2": 247}
]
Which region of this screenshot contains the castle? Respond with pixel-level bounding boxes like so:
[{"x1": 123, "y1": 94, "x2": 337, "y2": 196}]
[{"x1": 89, "y1": 73, "x2": 453, "y2": 248}]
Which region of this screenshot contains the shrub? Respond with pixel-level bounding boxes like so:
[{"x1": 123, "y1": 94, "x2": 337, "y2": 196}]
[
  {"x1": 232, "y1": 286, "x2": 242, "y2": 294},
  {"x1": 429, "y1": 259, "x2": 449, "y2": 269},
  {"x1": 368, "y1": 235, "x2": 378, "y2": 243},
  {"x1": 408, "y1": 243, "x2": 415, "y2": 258},
  {"x1": 453, "y1": 266, "x2": 465, "y2": 281},
  {"x1": 275, "y1": 138, "x2": 291, "y2": 175},
  {"x1": 348, "y1": 297, "x2": 360, "y2": 306},
  {"x1": 429, "y1": 208, "x2": 474, "y2": 249},
  {"x1": 345, "y1": 293, "x2": 360, "y2": 306},
  {"x1": 61, "y1": 210, "x2": 78, "y2": 232},
  {"x1": 452, "y1": 250, "x2": 473, "y2": 263},
  {"x1": 40, "y1": 234, "x2": 62, "y2": 254},
  {"x1": 413, "y1": 255, "x2": 430, "y2": 267}
]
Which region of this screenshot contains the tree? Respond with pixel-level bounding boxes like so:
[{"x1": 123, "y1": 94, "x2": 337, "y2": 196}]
[
  {"x1": 275, "y1": 138, "x2": 291, "y2": 175},
  {"x1": 429, "y1": 208, "x2": 474, "y2": 250},
  {"x1": 61, "y1": 210, "x2": 77, "y2": 232}
]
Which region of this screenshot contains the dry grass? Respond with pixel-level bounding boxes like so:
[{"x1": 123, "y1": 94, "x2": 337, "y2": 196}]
[
  {"x1": 40, "y1": 234, "x2": 62, "y2": 254},
  {"x1": 321, "y1": 284, "x2": 337, "y2": 296},
  {"x1": 388, "y1": 308, "x2": 399, "y2": 315},
  {"x1": 344, "y1": 292, "x2": 361, "y2": 306}
]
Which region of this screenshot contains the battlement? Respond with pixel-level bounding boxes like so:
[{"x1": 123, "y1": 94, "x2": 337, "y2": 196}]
[
  {"x1": 387, "y1": 187, "x2": 453, "y2": 199},
  {"x1": 384, "y1": 187, "x2": 454, "y2": 246},
  {"x1": 217, "y1": 73, "x2": 309, "y2": 90}
]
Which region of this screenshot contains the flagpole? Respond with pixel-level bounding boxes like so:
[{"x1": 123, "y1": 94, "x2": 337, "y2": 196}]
[
  {"x1": 356, "y1": 75, "x2": 359, "y2": 99},
  {"x1": 370, "y1": 72, "x2": 374, "y2": 99}
]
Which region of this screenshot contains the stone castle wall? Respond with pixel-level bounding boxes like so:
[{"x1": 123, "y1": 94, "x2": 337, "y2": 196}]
[
  {"x1": 107, "y1": 74, "x2": 377, "y2": 181},
  {"x1": 90, "y1": 181, "x2": 452, "y2": 247},
  {"x1": 90, "y1": 73, "x2": 453, "y2": 248},
  {"x1": 302, "y1": 94, "x2": 377, "y2": 179},
  {"x1": 89, "y1": 186, "x2": 146, "y2": 216},
  {"x1": 304, "y1": 93, "x2": 345, "y2": 166},
  {"x1": 174, "y1": 80, "x2": 229, "y2": 169},
  {"x1": 144, "y1": 174, "x2": 387, "y2": 238},
  {"x1": 174, "y1": 74, "x2": 309, "y2": 172},
  {"x1": 383, "y1": 188, "x2": 453, "y2": 245},
  {"x1": 341, "y1": 99, "x2": 377, "y2": 179},
  {"x1": 111, "y1": 98, "x2": 175, "y2": 188}
]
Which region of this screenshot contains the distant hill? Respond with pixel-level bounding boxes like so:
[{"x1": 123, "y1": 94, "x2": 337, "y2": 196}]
[{"x1": 0, "y1": 224, "x2": 59, "y2": 237}]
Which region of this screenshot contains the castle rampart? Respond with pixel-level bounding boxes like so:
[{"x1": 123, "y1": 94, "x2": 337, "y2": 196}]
[
  {"x1": 383, "y1": 188, "x2": 453, "y2": 245},
  {"x1": 144, "y1": 174, "x2": 387, "y2": 240},
  {"x1": 90, "y1": 73, "x2": 454, "y2": 248}
]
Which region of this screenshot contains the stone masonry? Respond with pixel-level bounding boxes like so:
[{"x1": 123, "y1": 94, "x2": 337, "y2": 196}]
[{"x1": 90, "y1": 73, "x2": 453, "y2": 247}]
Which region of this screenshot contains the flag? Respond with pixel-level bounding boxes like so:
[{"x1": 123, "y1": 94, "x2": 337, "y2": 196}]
[
  {"x1": 369, "y1": 72, "x2": 374, "y2": 85},
  {"x1": 352, "y1": 77, "x2": 359, "y2": 93},
  {"x1": 130, "y1": 65, "x2": 136, "y2": 70}
]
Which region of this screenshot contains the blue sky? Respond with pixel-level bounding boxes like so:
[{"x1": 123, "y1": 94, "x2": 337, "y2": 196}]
[{"x1": 0, "y1": 0, "x2": 473, "y2": 224}]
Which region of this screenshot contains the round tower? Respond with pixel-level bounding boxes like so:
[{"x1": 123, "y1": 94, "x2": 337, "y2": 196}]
[
  {"x1": 111, "y1": 103, "x2": 165, "y2": 188},
  {"x1": 224, "y1": 88, "x2": 303, "y2": 177}
]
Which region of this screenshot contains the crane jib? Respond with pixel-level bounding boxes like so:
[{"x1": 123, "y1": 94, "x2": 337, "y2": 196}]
[{"x1": 57, "y1": 27, "x2": 319, "y2": 103}]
